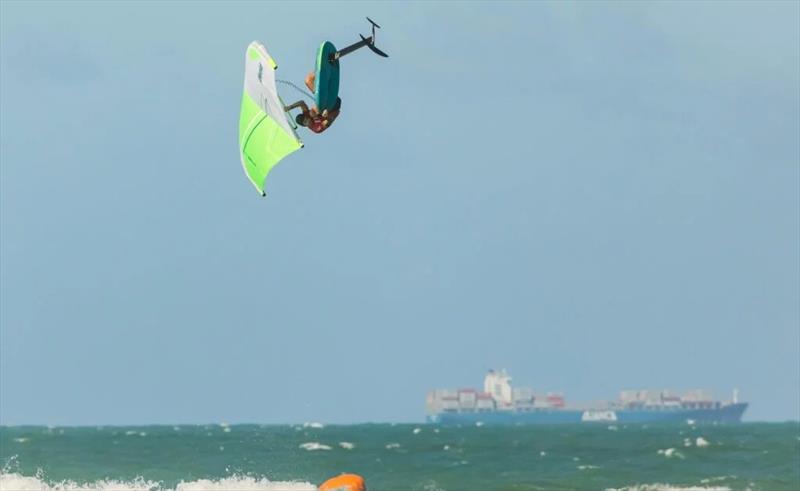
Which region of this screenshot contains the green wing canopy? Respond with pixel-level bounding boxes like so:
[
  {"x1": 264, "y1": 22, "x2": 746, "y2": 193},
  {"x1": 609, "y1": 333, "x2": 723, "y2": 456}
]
[{"x1": 239, "y1": 41, "x2": 303, "y2": 196}]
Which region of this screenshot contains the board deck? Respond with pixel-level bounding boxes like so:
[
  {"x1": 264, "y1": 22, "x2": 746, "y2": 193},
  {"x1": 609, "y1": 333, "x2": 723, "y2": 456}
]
[{"x1": 314, "y1": 41, "x2": 340, "y2": 111}]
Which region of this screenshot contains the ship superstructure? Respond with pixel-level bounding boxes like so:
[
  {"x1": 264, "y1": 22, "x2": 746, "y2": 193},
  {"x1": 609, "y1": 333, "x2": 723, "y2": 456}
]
[{"x1": 426, "y1": 369, "x2": 747, "y2": 425}]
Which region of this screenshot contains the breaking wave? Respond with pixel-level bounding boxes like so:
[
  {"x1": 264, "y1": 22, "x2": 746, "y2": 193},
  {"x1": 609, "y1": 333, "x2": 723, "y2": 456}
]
[
  {"x1": 0, "y1": 473, "x2": 316, "y2": 491},
  {"x1": 606, "y1": 486, "x2": 731, "y2": 491},
  {"x1": 298, "y1": 442, "x2": 331, "y2": 451}
]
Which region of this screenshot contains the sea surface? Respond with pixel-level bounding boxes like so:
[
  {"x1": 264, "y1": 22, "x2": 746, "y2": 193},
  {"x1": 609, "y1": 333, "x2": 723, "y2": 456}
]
[{"x1": 1, "y1": 423, "x2": 798, "y2": 491}]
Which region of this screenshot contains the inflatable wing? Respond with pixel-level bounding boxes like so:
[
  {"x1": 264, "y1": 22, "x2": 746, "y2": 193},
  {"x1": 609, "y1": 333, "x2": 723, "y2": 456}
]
[{"x1": 238, "y1": 42, "x2": 303, "y2": 196}]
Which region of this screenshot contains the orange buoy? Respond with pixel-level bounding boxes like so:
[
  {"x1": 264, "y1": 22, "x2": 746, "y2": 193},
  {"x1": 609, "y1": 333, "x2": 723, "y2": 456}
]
[{"x1": 318, "y1": 473, "x2": 366, "y2": 491}]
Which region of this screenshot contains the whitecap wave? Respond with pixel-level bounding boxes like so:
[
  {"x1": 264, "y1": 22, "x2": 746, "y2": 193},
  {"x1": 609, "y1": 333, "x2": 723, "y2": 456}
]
[
  {"x1": 0, "y1": 473, "x2": 161, "y2": 491},
  {"x1": 0, "y1": 473, "x2": 317, "y2": 491},
  {"x1": 656, "y1": 448, "x2": 686, "y2": 459},
  {"x1": 298, "y1": 442, "x2": 331, "y2": 451},
  {"x1": 176, "y1": 476, "x2": 314, "y2": 491},
  {"x1": 699, "y1": 476, "x2": 737, "y2": 484},
  {"x1": 606, "y1": 485, "x2": 731, "y2": 491}
]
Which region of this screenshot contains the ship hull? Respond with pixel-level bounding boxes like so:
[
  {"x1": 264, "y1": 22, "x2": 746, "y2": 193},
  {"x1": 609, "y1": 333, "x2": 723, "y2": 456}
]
[{"x1": 427, "y1": 403, "x2": 748, "y2": 425}]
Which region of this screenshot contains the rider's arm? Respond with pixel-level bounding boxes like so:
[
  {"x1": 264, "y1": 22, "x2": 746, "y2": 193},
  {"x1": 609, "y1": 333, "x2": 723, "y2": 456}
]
[{"x1": 284, "y1": 100, "x2": 310, "y2": 114}]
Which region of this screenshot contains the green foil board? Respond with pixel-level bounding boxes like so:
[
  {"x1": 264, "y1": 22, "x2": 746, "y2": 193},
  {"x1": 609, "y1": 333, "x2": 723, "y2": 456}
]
[{"x1": 314, "y1": 41, "x2": 340, "y2": 111}]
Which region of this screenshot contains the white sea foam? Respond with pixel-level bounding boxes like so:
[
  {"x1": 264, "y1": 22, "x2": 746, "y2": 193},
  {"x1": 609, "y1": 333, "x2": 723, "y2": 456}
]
[
  {"x1": 384, "y1": 443, "x2": 400, "y2": 449},
  {"x1": 695, "y1": 437, "x2": 710, "y2": 447},
  {"x1": 298, "y1": 442, "x2": 330, "y2": 451},
  {"x1": 12, "y1": 438, "x2": 29, "y2": 443},
  {"x1": 0, "y1": 473, "x2": 162, "y2": 491},
  {"x1": 683, "y1": 438, "x2": 692, "y2": 447},
  {"x1": 699, "y1": 476, "x2": 737, "y2": 484},
  {"x1": 656, "y1": 448, "x2": 685, "y2": 459},
  {"x1": 414, "y1": 481, "x2": 445, "y2": 491},
  {"x1": 578, "y1": 465, "x2": 601, "y2": 470},
  {"x1": 413, "y1": 427, "x2": 422, "y2": 434},
  {"x1": 475, "y1": 421, "x2": 484, "y2": 427},
  {"x1": 338, "y1": 442, "x2": 355, "y2": 450},
  {"x1": 175, "y1": 476, "x2": 315, "y2": 491},
  {"x1": 302, "y1": 422, "x2": 324, "y2": 429},
  {"x1": 606, "y1": 485, "x2": 731, "y2": 491}
]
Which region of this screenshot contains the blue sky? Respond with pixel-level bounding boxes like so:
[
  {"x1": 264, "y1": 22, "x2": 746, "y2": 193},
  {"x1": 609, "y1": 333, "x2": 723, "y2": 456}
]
[{"x1": 1, "y1": 1, "x2": 798, "y2": 425}]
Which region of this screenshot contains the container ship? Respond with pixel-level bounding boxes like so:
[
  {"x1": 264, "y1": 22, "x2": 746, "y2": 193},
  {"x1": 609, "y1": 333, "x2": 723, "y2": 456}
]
[{"x1": 426, "y1": 369, "x2": 747, "y2": 425}]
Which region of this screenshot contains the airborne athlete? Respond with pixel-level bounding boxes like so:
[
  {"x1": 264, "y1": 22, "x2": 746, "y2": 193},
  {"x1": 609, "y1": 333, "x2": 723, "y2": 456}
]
[
  {"x1": 284, "y1": 17, "x2": 387, "y2": 135},
  {"x1": 238, "y1": 18, "x2": 387, "y2": 195},
  {"x1": 284, "y1": 71, "x2": 342, "y2": 134}
]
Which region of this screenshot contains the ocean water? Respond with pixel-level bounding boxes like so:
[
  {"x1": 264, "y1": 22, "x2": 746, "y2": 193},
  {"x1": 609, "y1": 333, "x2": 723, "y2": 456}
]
[{"x1": 1, "y1": 423, "x2": 798, "y2": 491}]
